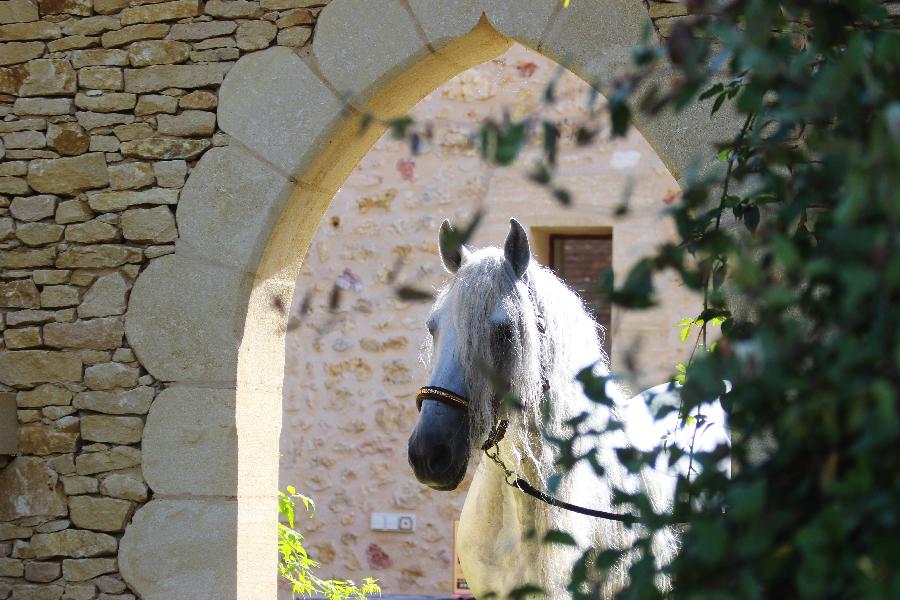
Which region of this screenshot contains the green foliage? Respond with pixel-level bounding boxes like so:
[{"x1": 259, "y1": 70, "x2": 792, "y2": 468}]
[
  {"x1": 542, "y1": 1, "x2": 900, "y2": 597},
  {"x1": 278, "y1": 486, "x2": 380, "y2": 600}
]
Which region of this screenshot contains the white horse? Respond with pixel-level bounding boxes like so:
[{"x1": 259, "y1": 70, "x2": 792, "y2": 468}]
[{"x1": 407, "y1": 219, "x2": 730, "y2": 599}]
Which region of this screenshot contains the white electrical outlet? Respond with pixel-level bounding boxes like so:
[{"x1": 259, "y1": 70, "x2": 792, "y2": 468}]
[{"x1": 370, "y1": 512, "x2": 416, "y2": 532}]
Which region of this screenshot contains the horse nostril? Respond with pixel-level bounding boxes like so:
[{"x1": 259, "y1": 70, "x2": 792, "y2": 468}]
[{"x1": 427, "y1": 443, "x2": 452, "y2": 475}]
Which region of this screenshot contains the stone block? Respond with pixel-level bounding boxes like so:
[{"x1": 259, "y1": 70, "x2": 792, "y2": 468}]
[
  {"x1": 74, "y1": 92, "x2": 136, "y2": 113},
  {"x1": 39, "y1": 0, "x2": 91, "y2": 16},
  {"x1": 33, "y1": 269, "x2": 69, "y2": 285},
  {"x1": 83, "y1": 362, "x2": 138, "y2": 390},
  {"x1": 235, "y1": 19, "x2": 275, "y2": 51},
  {"x1": 78, "y1": 272, "x2": 129, "y2": 317},
  {"x1": 6, "y1": 309, "x2": 56, "y2": 327},
  {"x1": 0, "y1": 350, "x2": 82, "y2": 386},
  {"x1": 54, "y1": 199, "x2": 92, "y2": 224},
  {"x1": 0, "y1": 0, "x2": 39, "y2": 24},
  {"x1": 39, "y1": 284, "x2": 79, "y2": 308},
  {"x1": 218, "y1": 46, "x2": 344, "y2": 176},
  {"x1": 16, "y1": 222, "x2": 63, "y2": 246},
  {"x1": 205, "y1": 0, "x2": 260, "y2": 18},
  {"x1": 3, "y1": 130, "x2": 45, "y2": 148},
  {"x1": 0, "y1": 175, "x2": 30, "y2": 194},
  {"x1": 0, "y1": 457, "x2": 67, "y2": 520},
  {"x1": 121, "y1": 206, "x2": 177, "y2": 243},
  {"x1": 127, "y1": 39, "x2": 190, "y2": 67},
  {"x1": 119, "y1": 499, "x2": 237, "y2": 599},
  {"x1": 313, "y1": 0, "x2": 427, "y2": 103},
  {"x1": 10, "y1": 194, "x2": 55, "y2": 220},
  {"x1": 64, "y1": 219, "x2": 120, "y2": 243},
  {"x1": 77, "y1": 66, "x2": 122, "y2": 90},
  {"x1": 74, "y1": 387, "x2": 153, "y2": 415},
  {"x1": 5, "y1": 326, "x2": 42, "y2": 348},
  {"x1": 62, "y1": 15, "x2": 120, "y2": 37},
  {"x1": 0, "y1": 556, "x2": 23, "y2": 577},
  {"x1": 47, "y1": 35, "x2": 98, "y2": 52},
  {"x1": 107, "y1": 161, "x2": 154, "y2": 190},
  {"x1": 0, "y1": 279, "x2": 40, "y2": 308},
  {"x1": 80, "y1": 415, "x2": 143, "y2": 444},
  {"x1": 125, "y1": 253, "x2": 251, "y2": 381},
  {"x1": 87, "y1": 187, "x2": 178, "y2": 211},
  {"x1": 24, "y1": 560, "x2": 61, "y2": 583},
  {"x1": 31, "y1": 530, "x2": 117, "y2": 559},
  {"x1": 74, "y1": 445, "x2": 140, "y2": 475},
  {"x1": 60, "y1": 475, "x2": 98, "y2": 495},
  {"x1": 17, "y1": 423, "x2": 79, "y2": 455},
  {"x1": 46, "y1": 122, "x2": 89, "y2": 156},
  {"x1": 275, "y1": 26, "x2": 309, "y2": 47},
  {"x1": 123, "y1": 63, "x2": 228, "y2": 93},
  {"x1": 68, "y1": 496, "x2": 134, "y2": 531},
  {"x1": 63, "y1": 580, "x2": 97, "y2": 599},
  {"x1": 75, "y1": 110, "x2": 135, "y2": 130},
  {"x1": 56, "y1": 244, "x2": 142, "y2": 268},
  {"x1": 0, "y1": 523, "x2": 32, "y2": 539},
  {"x1": 16, "y1": 383, "x2": 71, "y2": 407},
  {"x1": 119, "y1": 136, "x2": 210, "y2": 159},
  {"x1": 98, "y1": 472, "x2": 147, "y2": 501},
  {"x1": 70, "y1": 49, "x2": 128, "y2": 68},
  {"x1": 62, "y1": 557, "x2": 116, "y2": 581},
  {"x1": 121, "y1": 0, "x2": 199, "y2": 25},
  {"x1": 168, "y1": 20, "x2": 235, "y2": 41},
  {"x1": 43, "y1": 317, "x2": 125, "y2": 350},
  {"x1": 16, "y1": 59, "x2": 77, "y2": 96},
  {"x1": 26, "y1": 153, "x2": 108, "y2": 195},
  {"x1": 134, "y1": 93, "x2": 176, "y2": 115},
  {"x1": 176, "y1": 145, "x2": 291, "y2": 273},
  {"x1": 152, "y1": 159, "x2": 185, "y2": 187},
  {"x1": 13, "y1": 97, "x2": 72, "y2": 115},
  {"x1": 0, "y1": 247, "x2": 55, "y2": 268},
  {"x1": 0, "y1": 21, "x2": 60, "y2": 41},
  {"x1": 100, "y1": 23, "x2": 168, "y2": 48},
  {"x1": 143, "y1": 386, "x2": 237, "y2": 494},
  {"x1": 156, "y1": 109, "x2": 215, "y2": 136}
]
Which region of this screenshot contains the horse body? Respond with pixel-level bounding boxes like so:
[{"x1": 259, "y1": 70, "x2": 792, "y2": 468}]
[{"x1": 408, "y1": 219, "x2": 728, "y2": 599}]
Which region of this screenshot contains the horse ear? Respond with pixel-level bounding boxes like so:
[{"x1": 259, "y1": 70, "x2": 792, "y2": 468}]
[
  {"x1": 438, "y1": 220, "x2": 467, "y2": 273},
  {"x1": 504, "y1": 218, "x2": 530, "y2": 279}
]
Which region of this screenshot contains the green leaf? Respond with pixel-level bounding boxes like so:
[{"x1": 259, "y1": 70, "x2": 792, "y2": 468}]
[{"x1": 544, "y1": 530, "x2": 578, "y2": 546}]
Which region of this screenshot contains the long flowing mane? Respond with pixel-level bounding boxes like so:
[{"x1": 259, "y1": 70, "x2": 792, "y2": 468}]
[{"x1": 429, "y1": 245, "x2": 678, "y2": 595}]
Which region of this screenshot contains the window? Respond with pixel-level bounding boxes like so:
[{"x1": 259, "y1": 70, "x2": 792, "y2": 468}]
[{"x1": 549, "y1": 233, "x2": 613, "y2": 357}]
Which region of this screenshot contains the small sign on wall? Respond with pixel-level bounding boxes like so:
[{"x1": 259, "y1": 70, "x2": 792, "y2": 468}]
[
  {"x1": 452, "y1": 520, "x2": 474, "y2": 597},
  {"x1": 0, "y1": 392, "x2": 18, "y2": 455}
]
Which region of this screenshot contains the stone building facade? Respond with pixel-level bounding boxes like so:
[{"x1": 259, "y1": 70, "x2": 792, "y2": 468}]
[
  {"x1": 0, "y1": 0, "x2": 835, "y2": 598},
  {"x1": 279, "y1": 44, "x2": 697, "y2": 595}
]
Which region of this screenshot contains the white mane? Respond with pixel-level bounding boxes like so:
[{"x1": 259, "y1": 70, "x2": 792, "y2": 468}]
[{"x1": 431, "y1": 246, "x2": 679, "y2": 596}]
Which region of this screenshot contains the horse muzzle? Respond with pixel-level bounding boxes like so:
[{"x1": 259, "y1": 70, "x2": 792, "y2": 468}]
[{"x1": 408, "y1": 387, "x2": 471, "y2": 491}]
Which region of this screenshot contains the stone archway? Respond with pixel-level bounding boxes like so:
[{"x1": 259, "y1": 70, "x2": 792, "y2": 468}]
[{"x1": 118, "y1": 1, "x2": 739, "y2": 597}]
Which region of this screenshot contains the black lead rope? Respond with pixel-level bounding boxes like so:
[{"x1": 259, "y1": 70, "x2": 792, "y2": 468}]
[
  {"x1": 511, "y1": 477, "x2": 637, "y2": 525},
  {"x1": 481, "y1": 420, "x2": 639, "y2": 524}
]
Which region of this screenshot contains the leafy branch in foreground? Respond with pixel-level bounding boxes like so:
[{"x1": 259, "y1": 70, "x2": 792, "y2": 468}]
[{"x1": 278, "y1": 487, "x2": 380, "y2": 600}]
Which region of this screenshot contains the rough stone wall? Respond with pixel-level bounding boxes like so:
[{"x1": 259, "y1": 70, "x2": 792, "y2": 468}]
[
  {"x1": 280, "y1": 43, "x2": 695, "y2": 596},
  {"x1": 0, "y1": 1, "x2": 321, "y2": 599}
]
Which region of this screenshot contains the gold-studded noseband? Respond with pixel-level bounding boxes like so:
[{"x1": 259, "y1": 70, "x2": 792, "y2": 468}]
[{"x1": 415, "y1": 386, "x2": 469, "y2": 412}]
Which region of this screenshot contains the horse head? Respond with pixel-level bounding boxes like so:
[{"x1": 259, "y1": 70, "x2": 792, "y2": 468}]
[{"x1": 407, "y1": 218, "x2": 532, "y2": 491}]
